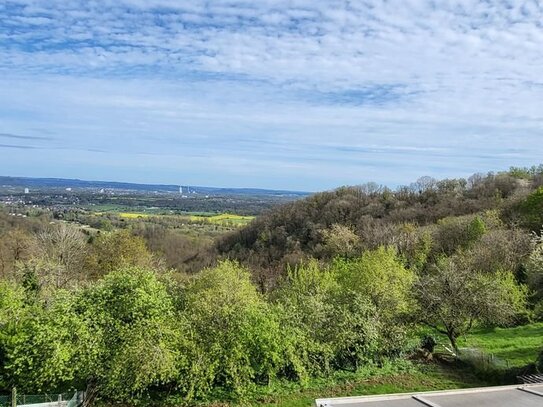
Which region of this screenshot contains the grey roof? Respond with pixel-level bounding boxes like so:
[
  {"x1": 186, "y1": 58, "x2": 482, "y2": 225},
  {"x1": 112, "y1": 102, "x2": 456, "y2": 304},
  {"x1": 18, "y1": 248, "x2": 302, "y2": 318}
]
[{"x1": 315, "y1": 384, "x2": 543, "y2": 407}]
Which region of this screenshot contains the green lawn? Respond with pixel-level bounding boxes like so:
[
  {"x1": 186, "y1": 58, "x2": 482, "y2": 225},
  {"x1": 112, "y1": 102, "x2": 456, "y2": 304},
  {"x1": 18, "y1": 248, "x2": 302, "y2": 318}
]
[{"x1": 458, "y1": 323, "x2": 543, "y2": 366}]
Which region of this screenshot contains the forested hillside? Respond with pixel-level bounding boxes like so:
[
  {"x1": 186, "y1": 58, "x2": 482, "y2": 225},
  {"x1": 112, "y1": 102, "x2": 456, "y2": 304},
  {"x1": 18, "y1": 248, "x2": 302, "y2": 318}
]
[
  {"x1": 1, "y1": 166, "x2": 543, "y2": 406},
  {"x1": 218, "y1": 167, "x2": 543, "y2": 287}
]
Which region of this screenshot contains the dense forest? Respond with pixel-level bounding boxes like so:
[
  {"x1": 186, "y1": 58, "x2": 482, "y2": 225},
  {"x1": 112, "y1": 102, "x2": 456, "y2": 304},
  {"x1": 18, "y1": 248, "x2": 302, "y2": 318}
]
[{"x1": 1, "y1": 166, "x2": 543, "y2": 405}]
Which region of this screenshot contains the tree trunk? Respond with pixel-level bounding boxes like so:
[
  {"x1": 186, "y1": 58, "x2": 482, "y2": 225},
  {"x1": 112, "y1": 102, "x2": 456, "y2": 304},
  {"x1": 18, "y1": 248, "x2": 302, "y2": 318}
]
[
  {"x1": 447, "y1": 330, "x2": 459, "y2": 354},
  {"x1": 82, "y1": 378, "x2": 98, "y2": 407}
]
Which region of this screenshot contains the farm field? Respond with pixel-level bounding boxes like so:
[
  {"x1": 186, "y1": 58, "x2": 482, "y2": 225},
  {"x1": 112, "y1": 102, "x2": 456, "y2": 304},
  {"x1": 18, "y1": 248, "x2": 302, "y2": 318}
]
[
  {"x1": 115, "y1": 211, "x2": 254, "y2": 226},
  {"x1": 189, "y1": 213, "x2": 255, "y2": 226}
]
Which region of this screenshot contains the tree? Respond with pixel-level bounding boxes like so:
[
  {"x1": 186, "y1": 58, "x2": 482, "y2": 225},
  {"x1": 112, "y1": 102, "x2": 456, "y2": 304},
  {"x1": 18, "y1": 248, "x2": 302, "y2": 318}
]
[
  {"x1": 0, "y1": 281, "x2": 27, "y2": 392},
  {"x1": 333, "y1": 246, "x2": 416, "y2": 320},
  {"x1": 517, "y1": 187, "x2": 543, "y2": 231},
  {"x1": 86, "y1": 230, "x2": 153, "y2": 278},
  {"x1": 272, "y1": 260, "x2": 380, "y2": 378},
  {"x1": 0, "y1": 229, "x2": 33, "y2": 279},
  {"x1": 320, "y1": 224, "x2": 360, "y2": 258},
  {"x1": 526, "y1": 231, "x2": 543, "y2": 306},
  {"x1": 432, "y1": 215, "x2": 487, "y2": 257},
  {"x1": 416, "y1": 258, "x2": 527, "y2": 352},
  {"x1": 76, "y1": 267, "x2": 181, "y2": 401},
  {"x1": 182, "y1": 261, "x2": 283, "y2": 398},
  {"x1": 33, "y1": 223, "x2": 88, "y2": 289}
]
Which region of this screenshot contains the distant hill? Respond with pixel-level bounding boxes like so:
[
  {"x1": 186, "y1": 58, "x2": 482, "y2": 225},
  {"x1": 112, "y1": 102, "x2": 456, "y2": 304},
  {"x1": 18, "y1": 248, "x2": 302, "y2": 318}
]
[
  {"x1": 217, "y1": 166, "x2": 543, "y2": 284},
  {"x1": 0, "y1": 176, "x2": 310, "y2": 197}
]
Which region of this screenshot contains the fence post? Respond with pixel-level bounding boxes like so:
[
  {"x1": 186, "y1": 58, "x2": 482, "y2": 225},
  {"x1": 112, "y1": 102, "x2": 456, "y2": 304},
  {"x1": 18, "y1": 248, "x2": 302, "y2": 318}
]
[
  {"x1": 11, "y1": 388, "x2": 16, "y2": 407},
  {"x1": 58, "y1": 394, "x2": 62, "y2": 407}
]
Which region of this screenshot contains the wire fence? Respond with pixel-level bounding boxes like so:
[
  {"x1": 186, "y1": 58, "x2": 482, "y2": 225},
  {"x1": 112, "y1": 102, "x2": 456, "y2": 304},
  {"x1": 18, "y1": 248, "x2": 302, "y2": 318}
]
[
  {"x1": 458, "y1": 347, "x2": 510, "y2": 371},
  {"x1": 0, "y1": 391, "x2": 84, "y2": 407}
]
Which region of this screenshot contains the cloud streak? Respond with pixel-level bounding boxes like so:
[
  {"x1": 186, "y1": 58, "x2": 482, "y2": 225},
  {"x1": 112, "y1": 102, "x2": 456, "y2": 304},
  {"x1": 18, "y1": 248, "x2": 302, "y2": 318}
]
[{"x1": 0, "y1": 132, "x2": 53, "y2": 140}]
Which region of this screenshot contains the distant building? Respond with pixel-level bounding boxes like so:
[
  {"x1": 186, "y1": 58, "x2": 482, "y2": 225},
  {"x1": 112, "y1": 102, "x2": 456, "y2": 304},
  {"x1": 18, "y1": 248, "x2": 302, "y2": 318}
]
[
  {"x1": 24, "y1": 188, "x2": 29, "y2": 194},
  {"x1": 66, "y1": 187, "x2": 72, "y2": 191}
]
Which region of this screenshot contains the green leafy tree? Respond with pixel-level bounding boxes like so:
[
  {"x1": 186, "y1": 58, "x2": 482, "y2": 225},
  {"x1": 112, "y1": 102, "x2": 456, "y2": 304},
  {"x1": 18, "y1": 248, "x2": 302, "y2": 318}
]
[
  {"x1": 273, "y1": 260, "x2": 381, "y2": 379},
  {"x1": 86, "y1": 230, "x2": 154, "y2": 278},
  {"x1": 182, "y1": 261, "x2": 283, "y2": 398},
  {"x1": 517, "y1": 187, "x2": 543, "y2": 231},
  {"x1": 77, "y1": 267, "x2": 180, "y2": 401},
  {"x1": 416, "y1": 258, "x2": 527, "y2": 351},
  {"x1": 333, "y1": 246, "x2": 416, "y2": 320},
  {"x1": 526, "y1": 231, "x2": 543, "y2": 315},
  {"x1": 0, "y1": 281, "x2": 27, "y2": 392}
]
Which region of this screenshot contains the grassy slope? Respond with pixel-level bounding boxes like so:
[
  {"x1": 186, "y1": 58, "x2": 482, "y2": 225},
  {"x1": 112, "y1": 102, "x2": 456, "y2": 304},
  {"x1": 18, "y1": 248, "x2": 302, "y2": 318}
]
[
  {"x1": 248, "y1": 323, "x2": 543, "y2": 406},
  {"x1": 458, "y1": 323, "x2": 543, "y2": 366},
  {"x1": 199, "y1": 362, "x2": 490, "y2": 407},
  {"x1": 263, "y1": 366, "x2": 487, "y2": 407}
]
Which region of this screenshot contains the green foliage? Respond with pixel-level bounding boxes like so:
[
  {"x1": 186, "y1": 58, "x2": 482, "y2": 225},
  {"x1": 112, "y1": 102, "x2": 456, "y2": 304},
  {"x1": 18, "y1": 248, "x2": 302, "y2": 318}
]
[
  {"x1": 273, "y1": 261, "x2": 343, "y2": 379},
  {"x1": 1, "y1": 268, "x2": 182, "y2": 399},
  {"x1": 3, "y1": 166, "x2": 543, "y2": 404},
  {"x1": 333, "y1": 247, "x2": 416, "y2": 320},
  {"x1": 2, "y1": 292, "x2": 90, "y2": 393},
  {"x1": 517, "y1": 187, "x2": 543, "y2": 231},
  {"x1": 85, "y1": 230, "x2": 154, "y2": 278},
  {"x1": 181, "y1": 261, "x2": 283, "y2": 399},
  {"x1": 417, "y1": 258, "x2": 528, "y2": 351},
  {"x1": 466, "y1": 216, "x2": 486, "y2": 246},
  {"x1": 395, "y1": 224, "x2": 432, "y2": 272},
  {"x1": 526, "y1": 231, "x2": 543, "y2": 304},
  {"x1": 433, "y1": 215, "x2": 488, "y2": 257},
  {"x1": 0, "y1": 281, "x2": 27, "y2": 391},
  {"x1": 273, "y1": 255, "x2": 407, "y2": 380},
  {"x1": 319, "y1": 224, "x2": 360, "y2": 258},
  {"x1": 78, "y1": 267, "x2": 180, "y2": 400}
]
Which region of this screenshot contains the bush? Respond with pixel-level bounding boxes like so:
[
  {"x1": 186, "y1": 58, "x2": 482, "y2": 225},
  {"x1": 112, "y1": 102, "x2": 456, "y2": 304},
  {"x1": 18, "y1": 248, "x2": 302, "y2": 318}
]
[
  {"x1": 181, "y1": 261, "x2": 283, "y2": 399},
  {"x1": 273, "y1": 257, "x2": 403, "y2": 380}
]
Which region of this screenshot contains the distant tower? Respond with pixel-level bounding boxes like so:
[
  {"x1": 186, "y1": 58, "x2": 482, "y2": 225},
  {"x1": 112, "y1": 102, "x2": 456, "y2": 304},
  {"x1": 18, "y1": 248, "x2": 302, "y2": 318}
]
[
  {"x1": 24, "y1": 188, "x2": 29, "y2": 194},
  {"x1": 179, "y1": 186, "x2": 183, "y2": 194}
]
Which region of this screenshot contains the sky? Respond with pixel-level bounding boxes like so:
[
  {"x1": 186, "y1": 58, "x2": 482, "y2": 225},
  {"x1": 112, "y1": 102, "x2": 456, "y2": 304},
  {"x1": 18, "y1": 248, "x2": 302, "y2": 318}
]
[{"x1": 1, "y1": 0, "x2": 542, "y2": 191}]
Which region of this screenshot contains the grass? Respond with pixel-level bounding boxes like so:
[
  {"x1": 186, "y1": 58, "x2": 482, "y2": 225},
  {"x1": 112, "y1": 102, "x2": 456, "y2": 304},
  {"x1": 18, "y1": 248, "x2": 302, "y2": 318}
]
[
  {"x1": 458, "y1": 322, "x2": 543, "y2": 366},
  {"x1": 416, "y1": 322, "x2": 543, "y2": 368},
  {"x1": 196, "y1": 361, "x2": 491, "y2": 407}
]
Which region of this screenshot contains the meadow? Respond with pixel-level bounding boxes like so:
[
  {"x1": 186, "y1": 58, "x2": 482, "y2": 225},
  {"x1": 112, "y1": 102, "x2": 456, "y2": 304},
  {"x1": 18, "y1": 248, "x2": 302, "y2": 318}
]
[{"x1": 457, "y1": 323, "x2": 543, "y2": 367}]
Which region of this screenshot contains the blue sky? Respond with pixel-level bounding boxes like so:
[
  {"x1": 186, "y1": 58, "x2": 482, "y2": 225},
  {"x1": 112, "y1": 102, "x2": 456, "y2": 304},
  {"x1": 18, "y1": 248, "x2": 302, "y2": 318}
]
[{"x1": 1, "y1": 0, "x2": 542, "y2": 191}]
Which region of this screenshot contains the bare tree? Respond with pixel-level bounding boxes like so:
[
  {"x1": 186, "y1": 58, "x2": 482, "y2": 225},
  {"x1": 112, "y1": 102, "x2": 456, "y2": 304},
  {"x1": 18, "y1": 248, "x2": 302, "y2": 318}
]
[{"x1": 34, "y1": 223, "x2": 88, "y2": 288}]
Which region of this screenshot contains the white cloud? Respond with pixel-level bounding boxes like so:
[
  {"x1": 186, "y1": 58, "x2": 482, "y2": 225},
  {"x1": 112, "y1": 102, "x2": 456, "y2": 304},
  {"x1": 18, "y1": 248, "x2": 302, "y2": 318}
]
[{"x1": 0, "y1": 1, "x2": 542, "y2": 189}]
